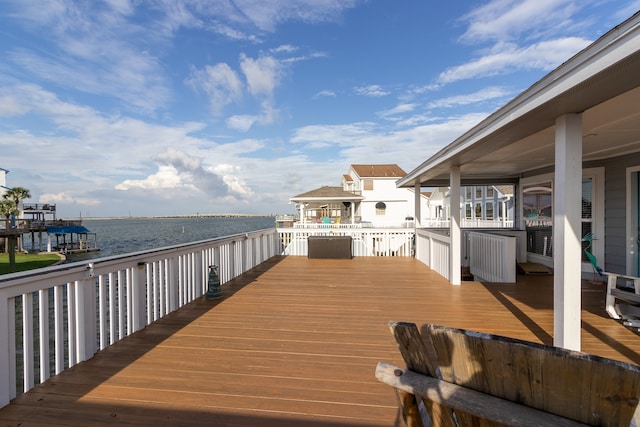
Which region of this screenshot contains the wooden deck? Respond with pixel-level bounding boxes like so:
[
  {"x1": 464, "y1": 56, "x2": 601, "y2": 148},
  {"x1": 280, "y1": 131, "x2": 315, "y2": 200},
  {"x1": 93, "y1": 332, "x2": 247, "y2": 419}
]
[{"x1": 1, "y1": 256, "x2": 639, "y2": 426}]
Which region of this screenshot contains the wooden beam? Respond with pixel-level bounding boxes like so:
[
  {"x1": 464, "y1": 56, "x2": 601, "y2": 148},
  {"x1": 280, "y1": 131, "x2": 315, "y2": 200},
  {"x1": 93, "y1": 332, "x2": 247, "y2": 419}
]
[{"x1": 376, "y1": 362, "x2": 589, "y2": 427}]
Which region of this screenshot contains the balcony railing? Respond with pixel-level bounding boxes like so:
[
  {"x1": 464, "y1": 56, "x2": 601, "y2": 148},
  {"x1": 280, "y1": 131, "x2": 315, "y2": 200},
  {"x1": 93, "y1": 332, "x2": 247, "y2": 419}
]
[
  {"x1": 0, "y1": 228, "x2": 280, "y2": 409},
  {"x1": 276, "y1": 227, "x2": 415, "y2": 256}
]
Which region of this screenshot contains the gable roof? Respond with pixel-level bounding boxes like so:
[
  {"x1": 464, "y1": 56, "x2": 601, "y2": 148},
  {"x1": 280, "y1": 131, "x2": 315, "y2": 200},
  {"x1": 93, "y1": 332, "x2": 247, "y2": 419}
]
[
  {"x1": 351, "y1": 164, "x2": 406, "y2": 178},
  {"x1": 290, "y1": 186, "x2": 364, "y2": 201},
  {"x1": 342, "y1": 174, "x2": 353, "y2": 182}
]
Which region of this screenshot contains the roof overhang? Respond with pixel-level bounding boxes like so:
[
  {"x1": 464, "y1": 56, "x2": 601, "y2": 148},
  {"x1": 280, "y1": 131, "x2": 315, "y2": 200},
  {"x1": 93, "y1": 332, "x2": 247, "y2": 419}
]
[{"x1": 398, "y1": 12, "x2": 640, "y2": 188}]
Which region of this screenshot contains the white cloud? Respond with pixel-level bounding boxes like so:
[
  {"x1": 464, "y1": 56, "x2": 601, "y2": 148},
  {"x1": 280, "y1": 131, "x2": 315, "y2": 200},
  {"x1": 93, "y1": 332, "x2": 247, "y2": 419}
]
[
  {"x1": 438, "y1": 37, "x2": 591, "y2": 83},
  {"x1": 222, "y1": 0, "x2": 361, "y2": 32},
  {"x1": 378, "y1": 103, "x2": 417, "y2": 119},
  {"x1": 39, "y1": 192, "x2": 100, "y2": 206},
  {"x1": 354, "y1": 84, "x2": 390, "y2": 97},
  {"x1": 0, "y1": 94, "x2": 30, "y2": 117},
  {"x1": 186, "y1": 63, "x2": 244, "y2": 114},
  {"x1": 460, "y1": 0, "x2": 576, "y2": 43},
  {"x1": 428, "y1": 86, "x2": 513, "y2": 108},
  {"x1": 227, "y1": 115, "x2": 258, "y2": 132},
  {"x1": 313, "y1": 90, "x2": 336, "y2": 99},
  {"x1": 240, "y1": 54, "x2": 284, "y2": 98},
  {"x1": 5, "y1": 2, "x2": 172, "y2": 114}
]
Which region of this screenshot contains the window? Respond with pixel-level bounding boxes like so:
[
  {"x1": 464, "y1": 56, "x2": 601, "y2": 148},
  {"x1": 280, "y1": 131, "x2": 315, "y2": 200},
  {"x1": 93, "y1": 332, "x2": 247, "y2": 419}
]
[
  {"x1": 476, "y1": 187, "x2": 482, "y2": 198},
  {"x1": 487, "y1": 187, "x2": 494, "y2": 198},
  {"x1": 465, "y1": 187, "x2": 472, "y2": 199},
  {"x1": 375, "y1": 201, "x2": 386, "y2": 215},
  {"x1": 364, "y1": 180, "x2": 374, "y2": 191},
  {"x1": 581, "y1": 177, "x2": 593, "y2": 263},
  {"x1": 523, "y1": 182, "x2": 553, "y2": 257},
  {"x1": 486, "y1": 202, "x2": 494, "y2": 220},
  {"x1": 475, "y1": 202, "x2": 482, "y2": 219},
  {"x1": 465, "y1": 203, "x2": 472, "y2": 219}
]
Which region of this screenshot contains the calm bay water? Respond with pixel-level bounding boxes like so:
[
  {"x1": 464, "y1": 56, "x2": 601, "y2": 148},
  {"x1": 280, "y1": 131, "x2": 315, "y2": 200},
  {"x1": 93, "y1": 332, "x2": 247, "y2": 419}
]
[{"x1": 69, "y1": 216, "x2": 276, "y2": 261}]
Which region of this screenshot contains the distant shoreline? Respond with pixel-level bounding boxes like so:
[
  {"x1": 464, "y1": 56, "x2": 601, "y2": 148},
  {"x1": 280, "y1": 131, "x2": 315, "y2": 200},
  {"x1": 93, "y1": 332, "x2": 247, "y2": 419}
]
[{"x1": 69, "y1": 214, "x2": 276, "y2": 221}]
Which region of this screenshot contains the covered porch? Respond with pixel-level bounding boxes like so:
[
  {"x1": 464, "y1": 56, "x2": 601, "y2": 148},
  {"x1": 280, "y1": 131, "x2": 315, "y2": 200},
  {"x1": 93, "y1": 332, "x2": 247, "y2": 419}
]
[
  {"x1": 0, "y1": 256, "x2": 638, "y2": 426},
  {"x1": 398, "y1": 12, "x2": 640, "y2": 351},
  {"x1": 290, "y1": 186, "x2": 364, "y2": 226}
]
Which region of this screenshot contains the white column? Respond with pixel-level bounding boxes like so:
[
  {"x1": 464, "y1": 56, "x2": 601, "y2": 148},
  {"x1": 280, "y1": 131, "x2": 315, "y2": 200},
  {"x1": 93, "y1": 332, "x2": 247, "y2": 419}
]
[
  {"x1": 554, "y1": 113, "x2": 583, "y2": 351},
  {"x1": 450, "y1": 167, "x2": 461, "y2": 285},
  {"x1": 351, "y1": 202, "x2": 355, "y2": 224},
  {"x1": 299, "y1": 204, "x2": 304, "y2": 224},
  {"x1": 414, "y1": 182, "x2": 422, "y2": 227}
]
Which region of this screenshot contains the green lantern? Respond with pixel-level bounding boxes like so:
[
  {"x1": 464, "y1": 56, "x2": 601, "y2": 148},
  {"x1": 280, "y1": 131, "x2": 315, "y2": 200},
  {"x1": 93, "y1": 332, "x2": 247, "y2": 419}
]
[{"x1": 206, "y1": 265, "x2": 223, "y2": 300}]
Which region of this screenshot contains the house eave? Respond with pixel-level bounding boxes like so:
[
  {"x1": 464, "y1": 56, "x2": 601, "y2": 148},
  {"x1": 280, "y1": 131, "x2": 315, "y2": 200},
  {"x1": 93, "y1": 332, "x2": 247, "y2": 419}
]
[{"x1": 398, "y1": 11, "x2": 640, "y2": 188}]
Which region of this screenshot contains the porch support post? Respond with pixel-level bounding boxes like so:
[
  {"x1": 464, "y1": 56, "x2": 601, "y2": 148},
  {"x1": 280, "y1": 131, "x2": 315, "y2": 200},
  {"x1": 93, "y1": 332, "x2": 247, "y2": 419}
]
[
  {"x1": 299, "y1": 203, "x2": 305, "y2": 224},
  {"x1": 450, "y1": 167, "x2": 461, "y2": 285},
  {"x1": 414, "y1": 182, "x2": 421, "y2": 227},
  {"x1": 351, "y1": 202, "x2": 355, "y2": 224},
  {"x1": 554, "y1": 113, "x2": 583, "y2": 351}
]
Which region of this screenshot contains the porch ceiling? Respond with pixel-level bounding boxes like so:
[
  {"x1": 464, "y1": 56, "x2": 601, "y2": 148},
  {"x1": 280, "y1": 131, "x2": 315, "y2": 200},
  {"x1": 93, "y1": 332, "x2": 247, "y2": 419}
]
[{"x1": 398, "y1": 13, "x2": 640, "y2": 187}]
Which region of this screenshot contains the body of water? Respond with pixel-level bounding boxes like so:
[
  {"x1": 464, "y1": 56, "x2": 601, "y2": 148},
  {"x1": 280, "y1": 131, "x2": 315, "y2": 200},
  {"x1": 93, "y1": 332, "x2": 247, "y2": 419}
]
[{"x1": 67, "y1": 216, "x2": 276, "y2": 261}]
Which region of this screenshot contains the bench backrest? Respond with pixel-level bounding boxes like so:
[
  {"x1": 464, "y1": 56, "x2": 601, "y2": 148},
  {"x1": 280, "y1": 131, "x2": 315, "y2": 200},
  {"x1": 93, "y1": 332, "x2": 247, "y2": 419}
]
[{"x1": 379, "y1": 321, "x2": 640, "y2": 426}]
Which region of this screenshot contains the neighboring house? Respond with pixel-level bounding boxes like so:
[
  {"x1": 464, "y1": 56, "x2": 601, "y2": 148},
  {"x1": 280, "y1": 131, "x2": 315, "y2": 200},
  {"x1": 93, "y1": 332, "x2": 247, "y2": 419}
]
[
  {"x1": 290, "y1": 164, "x2": 429, "y2": 227},
  {"x1": 424, "y1": 185, "x2": 515, "y2": 227},
  {"x1": 0, "y1": 168, "x2": 8, "y2": 196},
  {"x1": 396, "y1": 12, "x2": 640, "y2": 350}
]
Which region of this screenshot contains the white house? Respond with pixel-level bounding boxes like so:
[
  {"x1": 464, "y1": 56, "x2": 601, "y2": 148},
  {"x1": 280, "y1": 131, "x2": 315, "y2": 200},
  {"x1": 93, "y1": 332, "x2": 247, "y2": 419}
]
[
  {"x1": 0, "y1": 168, "x2": 8, "y2": 196},
  {"x1": 290, "y1": 164, "x2": 429, "y2": 227}
]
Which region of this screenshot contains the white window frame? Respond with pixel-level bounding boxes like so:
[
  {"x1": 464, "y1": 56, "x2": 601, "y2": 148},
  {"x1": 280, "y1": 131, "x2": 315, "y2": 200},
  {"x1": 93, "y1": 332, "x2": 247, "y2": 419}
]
[
  {"x1": 521, "y1": 169, "x2": 604, "y2": 274},
  {"x1": 626, "y1": 166, "x2": 640, "y2": 276}
]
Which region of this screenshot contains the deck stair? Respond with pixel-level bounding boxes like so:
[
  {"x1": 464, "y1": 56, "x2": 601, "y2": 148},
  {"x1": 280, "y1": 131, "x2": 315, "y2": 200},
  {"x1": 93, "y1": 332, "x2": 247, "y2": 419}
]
[{"x1": 377, "y1": 321, "x2": 640, "y2": 427}]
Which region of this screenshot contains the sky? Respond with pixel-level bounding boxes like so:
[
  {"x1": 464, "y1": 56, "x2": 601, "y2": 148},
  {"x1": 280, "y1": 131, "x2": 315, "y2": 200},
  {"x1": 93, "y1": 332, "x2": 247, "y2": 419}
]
[{"x1": 1, "y1": 0, "x2": 638, "y2": 218}]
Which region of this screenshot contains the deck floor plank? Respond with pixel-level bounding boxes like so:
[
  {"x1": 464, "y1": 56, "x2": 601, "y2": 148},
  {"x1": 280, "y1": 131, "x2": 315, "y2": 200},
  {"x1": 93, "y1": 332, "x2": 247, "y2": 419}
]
[{"x1": 1, "y1": 255, "x2": 639, "y2": 426}]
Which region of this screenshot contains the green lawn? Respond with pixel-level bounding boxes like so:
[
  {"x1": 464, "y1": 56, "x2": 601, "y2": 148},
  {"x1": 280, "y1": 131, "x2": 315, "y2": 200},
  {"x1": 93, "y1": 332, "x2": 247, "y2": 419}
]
[{"x1": 0, "y1": 252, "x2": 63, "y2": 275}]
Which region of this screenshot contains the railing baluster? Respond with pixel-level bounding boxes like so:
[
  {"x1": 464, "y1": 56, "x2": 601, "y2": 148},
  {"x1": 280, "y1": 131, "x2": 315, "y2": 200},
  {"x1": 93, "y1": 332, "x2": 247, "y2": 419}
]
[
  {"x1": 22, "y1": 292, "x2": 34, "y2": 392},
  {"x1": 67, "y1": 283, "x2": 76, "y2": 368},
  {"x1": 38, "y1": 289, "x2": 50, "y2": 383},
  {"x1": 98, "y1": 275, "x2": 107, "y2": 350},
  {"x1": 54, "y1": 285, "x2": 64, "y2": 374},
  {"x1": 108, "y1": 272, "x2": 116, "y2": 345}
]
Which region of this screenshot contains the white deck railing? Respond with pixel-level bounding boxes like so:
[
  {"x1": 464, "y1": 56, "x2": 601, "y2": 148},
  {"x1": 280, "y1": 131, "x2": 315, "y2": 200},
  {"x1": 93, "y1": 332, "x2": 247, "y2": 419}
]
[
  {"x1": 421, "y1": 219, "x2": 514, "y2": 228},
  {"x1": 469, "y1": 231, "x2": 517, "y2": 283},
  {"x1": 276, "y1": 228, "x2": 415, "y2": 256},
  {"x1": 415, "y1": 229, "x2": 451, "y2": 280},
  {"x1": 0, "y1": 228, "x2": 281, "y2": 409}
]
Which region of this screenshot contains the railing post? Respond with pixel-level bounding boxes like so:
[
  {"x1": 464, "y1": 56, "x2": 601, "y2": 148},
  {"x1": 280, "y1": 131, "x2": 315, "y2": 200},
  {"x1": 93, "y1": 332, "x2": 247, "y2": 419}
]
[
  {"x1": 76, "y1": 264, "x2": 97, "y2": 363},
  {"x1": 0, "y1": 291, "x2": 12, "y2": 408},
  {"x1": 132, "y1": 262, "x2": 147, "y2": 333}
]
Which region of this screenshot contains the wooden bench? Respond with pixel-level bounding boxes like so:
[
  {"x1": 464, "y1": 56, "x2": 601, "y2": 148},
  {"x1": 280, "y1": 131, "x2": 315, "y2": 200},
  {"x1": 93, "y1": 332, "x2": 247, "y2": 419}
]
[
  {"x1": 376, "y1": 321, "x2": 640, "y2": 426},
  {"x1": 605, "y1": 272, "x2": 640, "y2": 329}
]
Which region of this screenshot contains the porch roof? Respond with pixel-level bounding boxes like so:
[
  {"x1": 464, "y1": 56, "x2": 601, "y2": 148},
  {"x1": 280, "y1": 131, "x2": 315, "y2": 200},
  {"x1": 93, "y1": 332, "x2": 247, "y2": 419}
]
[
  {"x1": 397, "y1": 11, "x2": 640, "y2": 188},
  {"x1": 290, "y1": 185, "x2": 363, "y2": 203}
]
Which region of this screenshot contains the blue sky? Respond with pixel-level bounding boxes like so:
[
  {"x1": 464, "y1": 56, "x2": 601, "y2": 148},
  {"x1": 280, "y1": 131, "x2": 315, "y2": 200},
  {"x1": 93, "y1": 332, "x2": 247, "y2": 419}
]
[{"x1": 1, "y1": 0, "x2": 638, "y2": 218}]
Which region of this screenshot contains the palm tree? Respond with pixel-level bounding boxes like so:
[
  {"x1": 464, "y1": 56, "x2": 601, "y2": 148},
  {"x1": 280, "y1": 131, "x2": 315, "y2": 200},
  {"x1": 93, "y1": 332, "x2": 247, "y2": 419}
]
[
  {"x1": 0, "y1": 199, "x2": 18, "y2": 230},
  {"x1": 3, "y1": 186, "x2": 31, "y2": 211},
  {"x1": 0, "y1": 200, "x2": 19, "y2": 262}
]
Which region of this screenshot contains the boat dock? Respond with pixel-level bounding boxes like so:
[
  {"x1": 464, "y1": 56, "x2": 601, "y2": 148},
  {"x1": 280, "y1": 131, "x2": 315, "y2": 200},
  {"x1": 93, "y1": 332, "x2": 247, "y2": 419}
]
[{"x1": 0, "y1": 255, "x2": 638, "y2": 426}]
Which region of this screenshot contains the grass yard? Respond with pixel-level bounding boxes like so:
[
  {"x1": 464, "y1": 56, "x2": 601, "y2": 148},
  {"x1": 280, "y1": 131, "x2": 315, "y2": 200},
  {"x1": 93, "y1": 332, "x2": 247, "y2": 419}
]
[{"x1": 0, "y1": 252, "x2": 63, "y2": 275}]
